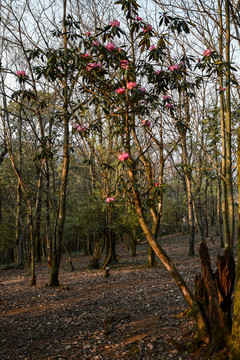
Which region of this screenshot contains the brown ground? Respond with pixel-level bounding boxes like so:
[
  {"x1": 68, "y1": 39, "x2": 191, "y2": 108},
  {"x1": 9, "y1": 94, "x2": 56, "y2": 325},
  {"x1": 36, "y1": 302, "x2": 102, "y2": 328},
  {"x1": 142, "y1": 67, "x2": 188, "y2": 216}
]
[{"x1": 0, "y1": 233, "x2": 226, "y2": 360}]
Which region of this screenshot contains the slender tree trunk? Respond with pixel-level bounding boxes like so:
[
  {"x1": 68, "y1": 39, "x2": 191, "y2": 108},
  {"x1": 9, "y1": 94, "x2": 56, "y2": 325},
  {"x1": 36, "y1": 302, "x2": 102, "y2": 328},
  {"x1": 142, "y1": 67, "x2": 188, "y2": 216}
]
[
  {"x1": 49, "y1": 0, "x2": 70, "y2": 286},
  {"x1": 225, "y1": 0, "x2": 234, "y2": 251},
  {"x1": 16, "y1": 116, "x2": 24, "y2": 268},
  {"x1": 203, "y1": 179, "x2": 209, "y2": 238},
  {"x1": 45, "y1": 159, "x2": 52, "y2": 268},
  {"x1": 218, "y1": 0, "x2": 230, "y2": 250},
  {"x1": 217, "y1": 173, "x2": 224, "y2": 248},
  {"x1": 181, "y1": 132, "x2": 195, "y2": 255},
  {"x1": 230, "y1": 127, "x2": 240, "y2": 358},
  {"x1": 128, "y1": 166, "x2": 209, "y2": 343}
]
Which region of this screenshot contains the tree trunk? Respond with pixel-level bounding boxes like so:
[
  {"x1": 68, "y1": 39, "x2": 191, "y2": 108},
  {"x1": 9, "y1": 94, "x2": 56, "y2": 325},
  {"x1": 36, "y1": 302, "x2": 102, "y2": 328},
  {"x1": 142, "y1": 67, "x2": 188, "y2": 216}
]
[
  {"x1": 197, "y1": 241, "x2": 235, "y2": 355},
  {"x1": 49, "y1": 0, "x2": 70, "y2": 286},
  {"x1": 128, "y1": 167, "x2": 210, "y2": 343},
  {"x1": 229, "y1": 126, "x2": 240, "y2": 358},
  {"x1": 224, "y1": 0, "x2": 234, "y2": 251},
  {"x1": 147, "y1": 244, "x2": 156, "y2": 267}
]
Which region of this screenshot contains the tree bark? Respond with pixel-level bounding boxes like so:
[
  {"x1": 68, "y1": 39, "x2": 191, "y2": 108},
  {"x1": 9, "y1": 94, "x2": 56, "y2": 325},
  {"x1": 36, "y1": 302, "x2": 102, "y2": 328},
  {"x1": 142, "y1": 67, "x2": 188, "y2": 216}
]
[{"x1": 49, "y1": 0, "x2": 70, "y2": 286}]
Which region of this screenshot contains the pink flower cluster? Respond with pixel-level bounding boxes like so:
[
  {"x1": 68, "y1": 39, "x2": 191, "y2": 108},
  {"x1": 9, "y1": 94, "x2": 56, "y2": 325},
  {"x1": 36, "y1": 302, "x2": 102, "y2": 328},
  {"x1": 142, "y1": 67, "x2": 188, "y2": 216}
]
[
  {"x1": 110, "y1": 19, "x2": 120, "y2": 27},
  {"x1": 81, "y1": 53, "x2": 91, "y2": 58},
  {"x1": 17, "y1": 70, "x2": 26, "y2": 77},
  {"x1": 116, "y1": 87, "x2": 125, "y2": 94},
  {"x1": 203, "y1": 49, "x2": 212, "y2": 57},
  {"x1": 143, "y1": 24, "x2": 152, "y2": 33},
  {"x1": 142, "y1": 120, "x2": 151, "y2": 127},
  {"x1": 120, "y1": 60, "x2": 129, "y2": 69},
  {"x1": 156, "y1": 70, "x2": 163, "y2": 76},
  {"x1": 166, "y1": 103, "x2": 173, "y2": 109},
  {"x1": 139, "y1": 87, "x2": 146, "y2": 93},
  {"x1": 74, "y1": 124, "x2": 87, "y2": 132},
  {"x1": 136, "y1": 16, "x2": 142, "y2": 21},
  {"x1": 163, "y1": 95, "x2": 171, "y2": 101},
  {"x1": 169, "y1": 64, "x2": 180, "y2": 71},
  {"x1": 106, "y1": 197, "x2": 115, "y2": 203},
  {"x1": 219, "y1": 86, "x2": 226, "y2": 91},
  {"x1": 92, "y1": 40, "x2": 100, "y2": 46},
  {"x1": 86, "y1": 62, "x2": 101, "y2": 71},
  {"x1": 149, "y1": 45, "x2": 156, "y2": 51},
  {"x1": 86, "y1": 32, "x2": 91, "y2": 35},
  {"x1": 126, "y1": 82, "x2": 137, "y2": 89},
  {"x1": 105, "y1": 42, "x2": 116, "y2": 51},
  {"x1": 118, "y1": 152, "x2": 129, "y2": 161},
  {"x1": 155, "y1": 182, "x2": 159, "y2": 187}
]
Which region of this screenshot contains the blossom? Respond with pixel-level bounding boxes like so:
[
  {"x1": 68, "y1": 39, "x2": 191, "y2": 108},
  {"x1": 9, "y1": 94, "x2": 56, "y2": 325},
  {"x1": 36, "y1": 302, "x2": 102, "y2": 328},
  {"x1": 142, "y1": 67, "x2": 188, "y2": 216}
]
[
  {"x1": 155, "y1": 182, "x2": 159, "y2": 187},
  {"x1": 203, "y1": 49, "x2": 212, "y2": 57},
  {"x1": 106, "y1": 197, "x2": 115, "y2": 203},
  {"x1": 86, "y1": 32, "x2": 91, "y2": 35},
  {"x1": 92, "y1": 40, "x2": 100, "y2": 46},
  {"x1": 156, "y1": 70, "x2": 162, "y2": 76},
  {"x1": 86, "y1": 62, "x2": 101, "y2": 71},
  {"x1": 136, "y1": 16, "x2": 142, "y2": 21},
  {"x1": 110, "y1": 19, "x2": 120, "y2": 27},
  {"x1": 142, "y1": 120, "x2": 151, "y2": 127},
  {"x1": 139, "y1": 87, "x2": 146, "y2": 93},
  {"x1": 166, "y1": 103, "x2": 173, "y2": 108},
  {"x1": 118, "y1": 152, "x2": 129, "y2": 161},
  {"x1": 81, "y1": 53, "x2": 91, "y2": 58},
  {"x1": 219, "y1": 86, "x2": 226, "y2": 91},
  {"x1": 149, "y1": 45, "x2": 156, "y2": 51},
  {"x1": 163, "y1": 95, "x2": 171, "y2": 101},
  {"x1": 17, "y1": 70, "x2": 26, "y2": 76},
  {"x1": 116, "y1": 87, "x2": 125, "y2": 94},
  {"x1": 126, "y1": 81, "x2": 137, "y2": 89},
  {"x1": 105, "y1": 42, "x2": 116, "y2": 51},
  {"x1": 169, "y1": 64, "x2": 180, "y2": 71},
  {"x1": 75, "y1": 124, "x2": 88, "y2": 133},
  {"x1": 120, "y1": 59, "x2": 129, "y2": 69},
  {"x1": 143, "y1": 24, "x2": 152, "y2": 33}
]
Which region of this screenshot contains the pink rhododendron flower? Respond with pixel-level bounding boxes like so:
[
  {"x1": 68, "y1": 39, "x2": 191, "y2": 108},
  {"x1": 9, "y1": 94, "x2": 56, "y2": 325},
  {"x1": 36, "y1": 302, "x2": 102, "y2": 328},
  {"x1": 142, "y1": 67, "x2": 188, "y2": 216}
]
[
  {"x1": 126, "y1": 82, "x2": 137, "y2": 89},
  {"x1": 120, "y1": 60, "x2": 129, "y2": 69},
  {"x1": 155, "y1": 182, "x2": 159, "y2": 187},
  {"x1": 203, "y1": 49, "x2": 212, "y2": 56},
  {"x1": 166, "y1": 103, "x2": 173, "y2": 108},
  {"x1": 169, "y1": 64, "x2": 180, "y2": 71},
  {"x1": 106, "y1": 197, "x2": 115, "y2": 203},
  {"x1": 149, "y1": 45, "x2": 156, "y2": 51},
  {"x1": 81, "y1": 53, "x2": 90, "y2": 58},
  {"x1": 163, "y1": 95, "x2": 171, "y2": 101},
  {"x1": 17, "y1": 70, "x2": 26, "y2": 76},
  {"x1": 118, "y1": 152, "x2": 129, "y2": 161},
  {"x1": 92, "y1": 40, "x2": 100, "y2": 46},
  {"x1": 219, "y1": 86, "x2": 226, "y2": 91},
  {"x1": 156, "y1": 70, "x2": 162, "y2": 76},
  {"x1": 110, "y1": 19, "x2": 120, "y2": 27},
  {"x1": 142, "y1": 120, "x2": 151, "y2": 127},
  {"x1": 139, "y1": 87, "x2": 146, "y2": 93},
  {"x1": 116, "y1": 87, "x2": 125, "y2": 94},
  {"x1": 86, "y1": 62, "x2": 101, "y2": 71},
  {"x1": 75, "y1": 124, "x2": 87, "y2": 133},
  {"x1": 136, "y1": 16, "x2": 142, "y2": 21},
  {"x1": 143, "y1": 24, "x2": 152, "y2": 32},
  {"x1": 86, "y1": 32, "x2": 91, "y2": 35},
  {"x1": 105, "y1": 42, "x2": 116, "y2": 51}
]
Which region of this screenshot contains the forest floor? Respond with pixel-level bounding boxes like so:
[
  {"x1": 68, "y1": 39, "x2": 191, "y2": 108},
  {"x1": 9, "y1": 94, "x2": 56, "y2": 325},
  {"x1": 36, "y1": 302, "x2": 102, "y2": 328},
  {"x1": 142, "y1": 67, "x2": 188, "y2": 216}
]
[{"x1": 0, "y1": 232, "x2": 230, "y2": 360}]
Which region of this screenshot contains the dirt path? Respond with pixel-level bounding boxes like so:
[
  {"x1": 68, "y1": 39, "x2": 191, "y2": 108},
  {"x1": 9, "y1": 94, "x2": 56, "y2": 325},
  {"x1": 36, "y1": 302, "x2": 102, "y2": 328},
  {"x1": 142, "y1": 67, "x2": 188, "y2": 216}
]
[{"x1": 0, "y1": 233, "x2": 225, "y2": 359}]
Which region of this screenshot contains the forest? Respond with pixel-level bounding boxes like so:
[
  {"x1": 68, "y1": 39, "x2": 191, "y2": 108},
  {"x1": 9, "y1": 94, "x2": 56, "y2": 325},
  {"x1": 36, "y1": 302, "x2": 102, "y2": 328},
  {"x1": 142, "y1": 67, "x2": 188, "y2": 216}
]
[{"x1": 0, "y1": 0, "x2": 240, "y2": 359}]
